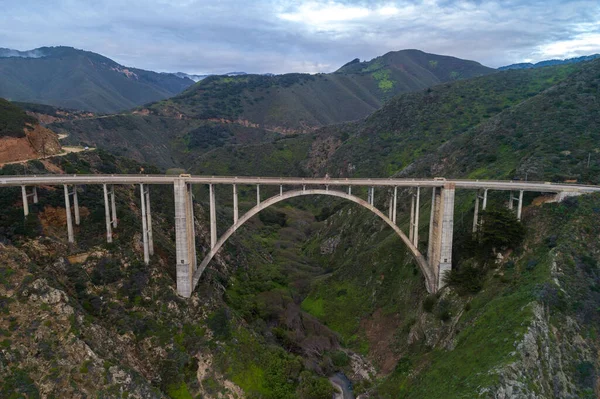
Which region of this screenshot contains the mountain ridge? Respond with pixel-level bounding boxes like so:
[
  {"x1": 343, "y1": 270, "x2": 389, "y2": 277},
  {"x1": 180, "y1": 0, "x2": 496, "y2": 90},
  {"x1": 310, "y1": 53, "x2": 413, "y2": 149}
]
[{"x1": 0, "y1": 46, "x2": 194, "y2": 113}]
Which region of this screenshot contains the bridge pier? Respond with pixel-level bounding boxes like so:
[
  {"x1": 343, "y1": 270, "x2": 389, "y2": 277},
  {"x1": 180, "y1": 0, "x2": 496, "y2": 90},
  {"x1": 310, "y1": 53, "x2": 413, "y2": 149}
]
[
  {"x1": 63, "y1": 185, "x2": 75, "y2": 243},
  {"x1": 174, "y1": 179, "x2": 197, "y2": 297},
  {"x1": 473, "y1": 191, "x2": 480, "y2": 233},
  {"x1": 392, "y1": 186, "x2": 397, "y2": 224},
  {"x1": 111, "y1": 185, "x2": 117, "y2": 228},
  {"x1": 73, "y1": 186, "x2": 80, "y2": 225},
  {"x1": 21, "y1": 186, "x2": 29, "y2": 216},
  {"x1": 103, "y1": 184, "x2": 113, "y2": 243},
  {"x1": 210, "y1": 183, "x2": 217, "y2": 249},
  {"x1": 233, "y1": 184, "x2": 238, "y2": 223},
  {"x1": 427, "y1": 184, "x2": 455, "y2": 290},
  {"x1": 140, "y1": 184, "x2": 150, "y2": 264},
  {"x1": 413, "y1": 187, "x2": 420, "y2": 247},
  {"x1": 144, "y1": 185, "x2": 154, "y2": 256}
]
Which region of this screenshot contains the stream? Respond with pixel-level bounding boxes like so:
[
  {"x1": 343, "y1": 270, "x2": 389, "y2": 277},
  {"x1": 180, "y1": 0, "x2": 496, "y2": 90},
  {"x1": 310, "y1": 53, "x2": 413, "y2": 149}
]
[{"x1": 329, "y1": 372, "x2": 354, "y2": 399}]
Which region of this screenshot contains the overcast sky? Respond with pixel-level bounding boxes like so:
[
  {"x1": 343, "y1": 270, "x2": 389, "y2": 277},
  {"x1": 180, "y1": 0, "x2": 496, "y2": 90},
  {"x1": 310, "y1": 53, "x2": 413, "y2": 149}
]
[{"x1": 1, "y1": 0, "x2": 599, "y2": 74}]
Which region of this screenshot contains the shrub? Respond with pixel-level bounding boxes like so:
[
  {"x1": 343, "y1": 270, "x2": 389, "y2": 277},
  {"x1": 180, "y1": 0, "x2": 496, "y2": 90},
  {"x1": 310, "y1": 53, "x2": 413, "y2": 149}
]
[
  {"x1": 444, "y1": 264, "x2": 486, "y2": 295},
  {"x1": 423, "y1": 294, "x2": 437, "y2": 313}
]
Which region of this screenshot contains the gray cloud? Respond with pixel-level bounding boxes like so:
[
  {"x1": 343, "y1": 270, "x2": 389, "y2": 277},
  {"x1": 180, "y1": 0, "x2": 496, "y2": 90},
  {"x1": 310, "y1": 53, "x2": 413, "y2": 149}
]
[{"x1": 1, "y1": 0, "x2": 599, "y2": 74}]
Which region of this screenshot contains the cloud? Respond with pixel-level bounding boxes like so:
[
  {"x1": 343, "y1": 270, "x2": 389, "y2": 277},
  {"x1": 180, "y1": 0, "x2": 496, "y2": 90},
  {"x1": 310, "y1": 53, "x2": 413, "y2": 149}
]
[{"x1": 0, "y1": 0, "x2": 599, "y2": 74}]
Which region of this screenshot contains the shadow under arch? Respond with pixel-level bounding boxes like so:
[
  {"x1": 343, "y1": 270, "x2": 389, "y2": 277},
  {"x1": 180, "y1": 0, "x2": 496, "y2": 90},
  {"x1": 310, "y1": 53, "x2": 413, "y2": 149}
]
[{"x1": 192, "y1": 189, "x2": 435, "y2": 293}]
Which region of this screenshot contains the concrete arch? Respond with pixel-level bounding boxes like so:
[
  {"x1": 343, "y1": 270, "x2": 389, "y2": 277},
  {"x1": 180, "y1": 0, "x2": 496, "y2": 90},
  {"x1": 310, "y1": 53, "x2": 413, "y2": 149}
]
[{"x1": 192, "y1": 189, "x2": 435, "y2": 292}]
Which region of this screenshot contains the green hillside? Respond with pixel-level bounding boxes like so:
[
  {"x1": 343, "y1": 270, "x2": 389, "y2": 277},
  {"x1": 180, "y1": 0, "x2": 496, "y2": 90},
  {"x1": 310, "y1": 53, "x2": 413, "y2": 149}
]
[
  {"x1": 0, "y1": 98, "x2": 37, "y2": 138},
  {"x1": 0, "y1": 46, "x2": 193, "y2": 113},
  {"x1": 147, "y1": 49, "x2": 494, "y2": 131}
]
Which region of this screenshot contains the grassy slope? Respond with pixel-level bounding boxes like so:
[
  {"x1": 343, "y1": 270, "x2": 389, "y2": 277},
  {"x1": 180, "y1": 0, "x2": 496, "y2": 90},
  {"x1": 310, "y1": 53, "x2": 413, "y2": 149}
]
[
  {"x1": 321, "y1": 63, "x2": 582, "y2": 177},
  {"x1": 0, "y1": 98, "x2": 37, "y2": 138},
  {"x1": 405, "y1": 58, "x2": 600, "y2": 183}
]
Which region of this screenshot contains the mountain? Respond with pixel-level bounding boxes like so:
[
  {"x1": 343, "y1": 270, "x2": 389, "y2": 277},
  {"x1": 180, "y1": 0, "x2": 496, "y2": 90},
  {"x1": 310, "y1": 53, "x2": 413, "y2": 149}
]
[
  {"x1": 0, "y1": 46, "x2": 195, "y2": 113},
  {"x1": 41, "y1": 49, "x2": 494, "y2": 168},
  {"x1": 499, "y1": 53, "x2": 600, "y2": 70},
  {"x1": 144, "y1": 49, "x2": 495, "y2": 133}
]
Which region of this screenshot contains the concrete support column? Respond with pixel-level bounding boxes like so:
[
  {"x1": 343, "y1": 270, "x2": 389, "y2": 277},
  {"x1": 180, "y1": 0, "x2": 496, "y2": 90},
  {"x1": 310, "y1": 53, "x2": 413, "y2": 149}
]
[
  {"x1": 256, "y1": 184, "x2": 260, "y2": 206},
  {"x1": 437, "y1": 184, "x2": 455, "y2": 289},
  {"x1": 517, "y1": 190, "x2": 524, "y2": 221},
  {"x1": 427, "y1": 187, "x2": 444, "y2": 277},
  {"x1": 280, "y1": 185, "x2": 283, "y2": 196},
  {"x1": 409, "y1": 194, "x2": 415, "y2": 242},
  {"x1": 140, "y1": 184, "x2": 150, "y2": 265},
  {"x1": 209, "y1": 184, "x2": 217, "y2": 249},
  {"x1": 508, "y1": 191, "x2": 514, "y2": 210},
  {"x1": 63, "y1": 185, "x2": 74, "y2": 243},
  {"x1": 392, "y1": 186, "x2": 397, "y2": 224},
  {"x1": 32, "y1": 187, "x2": 38, "y2": 204},
  {"x1": 348, "y1": 186, "x2": 351, "y2": 195},
  {"x1": 188, "y1": 185, "x2": 197, "y2": 269},
  {"x1": 233, "y1": 184, "x2": 238, "y2": 224},
  {"x1": 303, "y1": 185, "x2": 306, "y2": 192},
  {"x1": 413, "y1": 187, "x2": 420, "y2": 247},
  {"x1": 73, "y1": 186, "x2": 80, "y2": 226},
  {"x1": 110, "y1": 185, "x2": 117, "y2": 228},
  {"x1": 174, "y1": 179, "x2": 197, "y2": 297},
  {"x1": 482, "y1": 189, "x2": 488, "y2": 210},
  {"x1": 103, "y1": 184, "x2": 113, "y2": 243},
  {"x1": 145, "y1": 186, "x2": 154, "y2": 256},
  {"x1": 388, "y1": 194, "x2": 393, "y2": 219},
  {"x1": 472, "y1": 191, "x2": 480, "y2": 233},
  {"x1": 21, "y1": 186, "x2": 29, "y2": 217},
  {"x1": 371, "y1": 187, "x2": 375, "y2": 205}
]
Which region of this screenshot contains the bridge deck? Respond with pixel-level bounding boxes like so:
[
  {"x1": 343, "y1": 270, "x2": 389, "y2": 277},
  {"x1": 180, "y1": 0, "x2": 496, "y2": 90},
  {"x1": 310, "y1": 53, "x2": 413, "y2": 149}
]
[{"x1": 1, "y1": 175, "x2": 599, "y2": 193}]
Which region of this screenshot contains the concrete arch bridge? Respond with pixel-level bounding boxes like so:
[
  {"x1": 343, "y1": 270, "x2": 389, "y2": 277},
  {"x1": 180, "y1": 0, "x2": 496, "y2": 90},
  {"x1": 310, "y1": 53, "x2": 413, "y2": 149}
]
[{"x1": 1, "y1": 175, "x2": 596, "y2": 297}]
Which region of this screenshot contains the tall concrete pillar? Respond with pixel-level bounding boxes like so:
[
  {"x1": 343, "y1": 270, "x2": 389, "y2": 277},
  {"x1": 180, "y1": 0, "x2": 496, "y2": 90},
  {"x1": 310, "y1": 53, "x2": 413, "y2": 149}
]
[
  {"x1": 103, "y1": 184, "x2": 113, "y2": 243},
  {"x1": 280, "y1": 185, "x2": 283, "y2": 196},
  {"x1": 32, "y1": 187, "x2": 38, "y2": 204},
  {"x1": 73, "y1": 186, "x2": 80, "y2": 226},
  {"x1": 517, "y1": 190, "x2": 524, "y2": 221},
  {"x1": 388, "y1": 195, "x2": 393, "y2": 219},
  {"x1": 209, "y1": 184, "x2": 217, "y2": 249},
  {"x1": 188, "y1": 184, "x2": 197, "y2": 270},
  {"x1": 427, "y1": 187, "x2": 438, "y2": 262},
  {"x1": 413, "y1": 187, "x2": 420, "y2": 247},
  {"x1": 427, "y1": 185, "x2": 455, "y2": 290},
  {"x1": 472, "y1": 191, "x2": 480, "y2": 233},
  {"x1": 140, "y1": 184, "x2": 150, "y2": 265},
  {"x1": 370, "y1": 187, "x2": 375, "y2": 205},
  {"x1": 110, "y1": 185, "x2": 117, "y2": 228},
  {"x1": 482, "y1": 189, "x2": 488, "y2": 210},
  {"x1": 409, "y1": 194, "x2": 415, "y2": 242},
  {"x1": 348, "y1": 186, "x2": 351, "y2": 195},
  {"x1": 233, "y1": 184, "x2": 238, "y2": 224},
  {"x1": 145, "y1": 186, "x2": 154, "y2": 256},
  {"x1": 508, "y1": 191, "x2": 514, "y2": 210},
  {"x1": 436, "y1": 184, "x2": 455, "y2": 289},
  {"x1": 63, "y1": 185, "x2": 74, "y2": 243},
  {"x1": 256, "y1": 184, "x2": 260, "y2": 206},
  {"x1": 21, "y1": 186, "x2": 29, "y2": 217},
  {"x1": 392, "y1": 187, "x2": 397, "y2": 224},
  {"x1": 174, "y1": 179, "x2": 198, "y2": 297}
]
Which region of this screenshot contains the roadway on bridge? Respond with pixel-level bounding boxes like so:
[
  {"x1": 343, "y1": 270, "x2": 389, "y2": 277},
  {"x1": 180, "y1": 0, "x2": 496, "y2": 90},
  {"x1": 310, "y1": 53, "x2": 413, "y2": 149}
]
[{"x1": 1, "y1": 174, "x2": 600, "y2": 193}]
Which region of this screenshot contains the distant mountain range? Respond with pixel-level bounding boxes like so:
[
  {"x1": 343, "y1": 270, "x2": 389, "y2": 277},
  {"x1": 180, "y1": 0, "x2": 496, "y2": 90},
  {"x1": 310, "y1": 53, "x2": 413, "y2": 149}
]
[
  {"x1": 0, "y1": 46, "x2": 195, "y2": 113},
  {"x1": 499, "y1": 54, "x2": 600, "y2": 70},
  {"x1": 144, "y1": 49, "x2": 494, "y2": 133},
  {"x1": 172, "y1": 71, "x2": 250, "y2": 82}
]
